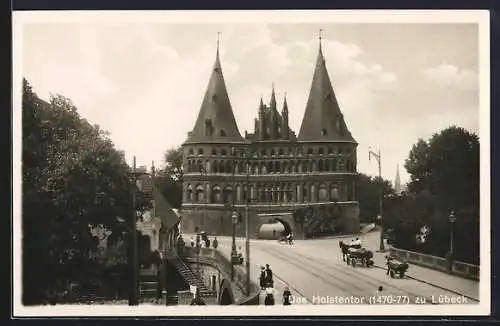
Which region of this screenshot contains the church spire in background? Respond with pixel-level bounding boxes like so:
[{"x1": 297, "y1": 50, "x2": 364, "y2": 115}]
[{"x1": 394, "y1": 164, "x2": 402, "y2": 194}]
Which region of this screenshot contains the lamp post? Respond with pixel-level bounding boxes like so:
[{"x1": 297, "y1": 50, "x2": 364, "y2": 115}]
[
  {"x1": 231, "y1": 146, "x2": 252, "y2": 295},
  {"x1": 231, "y1": 211, "x2": 238, "y2": 281},
  {"x1": 369, "y1": 148, "x2": 385, "y2": 253},
  {"x1": 448, "y1": 210, "x2": 456, "y2": 273},
  {"x1": 128, "y1": 156, "x2": 150, "y2": 306}
]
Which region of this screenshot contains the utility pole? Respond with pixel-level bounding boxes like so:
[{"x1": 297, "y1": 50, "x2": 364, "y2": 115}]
[
  {"x1": 129, "y1": 156, "x2": 139, "y2": 306},
  {"x1": 245, "y1": 161, "x2": 251, "y2": 296},
  {"x1": 369, "y1": 148, "x2": 385, "y2": 253}
]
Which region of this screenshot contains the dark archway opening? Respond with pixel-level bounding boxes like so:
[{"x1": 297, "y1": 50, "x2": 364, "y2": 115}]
[
  {"x1": 275, "y1": 218, "x2": 293, "y2": 236},
  {"x1": 220, "y1": 288, "x2": 232, "y2": 305}
]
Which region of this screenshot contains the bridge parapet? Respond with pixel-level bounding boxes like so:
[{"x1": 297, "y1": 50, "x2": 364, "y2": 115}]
[
  {"x1": 389, "y1": 247, "x2": 479, "y2": 280},
  {"x1": 181, "y1": 246, "x2": 260, "y2": 305}
]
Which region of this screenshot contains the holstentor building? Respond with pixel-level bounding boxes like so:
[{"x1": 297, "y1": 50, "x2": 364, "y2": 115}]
[{"x1": 181, "y1": 38, "x2": 360, "y2": 239}]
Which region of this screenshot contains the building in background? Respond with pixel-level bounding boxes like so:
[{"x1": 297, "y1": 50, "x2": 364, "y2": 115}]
[{"x1": 181, "y1": 36, "x2": 359, "y2": 238}]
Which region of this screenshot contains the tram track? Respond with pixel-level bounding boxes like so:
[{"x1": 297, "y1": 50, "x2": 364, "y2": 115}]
[{"x1": 261, "y1": 245, "x2": 442, "y2": 305}]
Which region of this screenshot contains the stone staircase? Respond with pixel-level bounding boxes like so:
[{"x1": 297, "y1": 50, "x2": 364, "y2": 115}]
[{"x1": 169, "y1": 258, "x2": 213, "y2": 295}]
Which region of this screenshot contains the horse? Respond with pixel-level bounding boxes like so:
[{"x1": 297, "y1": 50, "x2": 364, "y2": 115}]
[{"x1": 339, "y1": 241, "x2": 351, "y2": 261}]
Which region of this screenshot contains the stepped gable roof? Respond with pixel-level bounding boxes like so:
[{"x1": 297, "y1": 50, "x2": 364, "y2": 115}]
[
  {"x1": 184, "y1": 44, "x2": 244, "y2": 145},
  {"x1": 298, "y1": 40, "x2": 356, "y2": 143}
]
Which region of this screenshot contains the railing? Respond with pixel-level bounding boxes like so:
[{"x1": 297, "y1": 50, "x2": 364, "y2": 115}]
[
  {"x1": 180, "y1": 246, "x2": 260, "y2": 305},
  {"x1": 389, "y1": 247, "x2": 479, "y2": 280}
]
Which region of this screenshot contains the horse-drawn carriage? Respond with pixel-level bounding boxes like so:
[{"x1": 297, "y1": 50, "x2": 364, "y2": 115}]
[
  {"x1": 386, "y1": 256, "x2": 409, "y2": 278},
  {"x1": 339, "y1": 241, "x2": 374, "y2": 268}
]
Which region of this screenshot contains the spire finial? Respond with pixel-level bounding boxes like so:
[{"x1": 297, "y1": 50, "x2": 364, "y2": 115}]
[
  {"x1": 319, "y1": 28, "x2": 323, "y2": 50},
  {"x1": 216, "y1": 32, "x2": 221, "y2": 55}
]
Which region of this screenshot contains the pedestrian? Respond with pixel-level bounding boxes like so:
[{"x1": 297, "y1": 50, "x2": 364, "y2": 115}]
[
  {"x1": 376, "y1": 286, "x2": 383, "y2": 296},
  {"x1": 265, "y1": 264, "x2": 273, "y2": 287},
  {"x1": 282, "y1": 286, "x2": 292, "y2": 305},
  {"x1": 190, "y1": 236, "x2": 195, "y2": 247},
  {"x1": 206, "y1": 238, "x2": 211, "y2": 248},
  {"x1": 264, "y1": 286, "x2": 275, "y2": 306},
  {"x1": 386, "y1": 256, "x2": 393, "y2": 275},
  {"x1": 213, "y1": 237, "x2": 218, "y2": 249},
  {"x1": 190, "y1": 288, "x2": 206, "y2": 306},
  {"x1": 259, "y1": 266, "x2": 266, "y2": 289}
]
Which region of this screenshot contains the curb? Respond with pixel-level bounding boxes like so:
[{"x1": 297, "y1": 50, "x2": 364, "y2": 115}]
[{"x1": 371, "y1": 263, "x2": 479, "y2": 302}]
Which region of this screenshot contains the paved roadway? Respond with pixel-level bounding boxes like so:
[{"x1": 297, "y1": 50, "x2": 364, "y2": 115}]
[{"x1": 201, "y1": 231, "x2": 478, "y2": 306}]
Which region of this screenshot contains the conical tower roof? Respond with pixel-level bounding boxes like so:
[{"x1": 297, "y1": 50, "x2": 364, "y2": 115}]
[
  {"x1": 298, "y1": 40, "x2": 356, "y2": 143},
  {"x1": 184, "y1": 45, "x2": 244, "y2": 144}
]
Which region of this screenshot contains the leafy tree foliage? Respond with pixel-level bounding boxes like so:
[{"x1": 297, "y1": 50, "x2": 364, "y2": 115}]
[
  {"x1": 22, "y1": 79, "x2": 151, "y2": 304},
  {"x1": 156, "y1": 146, "x2": 184, "y2": 208},
  {"x1": 386, "y1": 126, "x2": 480, "y2": 264},
  {"x1": 355, "y1": 173, "x2": 395, "y2": 223}
]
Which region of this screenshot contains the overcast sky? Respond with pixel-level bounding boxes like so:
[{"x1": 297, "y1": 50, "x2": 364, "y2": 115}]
[{"x1": 19, "y1": 13, "x2": 482, "y2": 186}]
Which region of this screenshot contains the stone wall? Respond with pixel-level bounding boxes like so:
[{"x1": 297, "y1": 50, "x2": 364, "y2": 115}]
[{"x1": 389, "y1": 247, "x2": 479, "y2": 281}]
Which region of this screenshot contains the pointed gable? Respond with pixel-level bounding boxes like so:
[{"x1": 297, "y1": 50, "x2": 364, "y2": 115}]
[
  {"x1": 184, "y1": 49, "x2": 244, "y2": 144},
  {"x1": 298, "y1": 43, "x2": 356, "y2": 143}
]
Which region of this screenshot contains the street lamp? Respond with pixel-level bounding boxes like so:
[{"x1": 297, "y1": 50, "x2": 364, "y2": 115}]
[
  {"x1": 230, "y1": 210, "x2": 239, "y2": 280},
  {"x1": 369, "y1": 147, "x2": 385, "y2": 253},
  {"x1": 231, "y1": 146, "x2": 252, "y2": 295},
  {"x1": 447, "y1": 210, "x2": 456, "y2": 273}
]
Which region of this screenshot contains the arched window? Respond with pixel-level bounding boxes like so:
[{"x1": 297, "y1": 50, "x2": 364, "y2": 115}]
[
  {"x1": 319, "y1": 148, "x2": 324, "y2": 155},
  {"x1": 198, "y1": 148, "x2": 204, "y2": 155},
  {"x1": 195, "y1": 184, "x2": 204, "y2": 202},
  {"x1": 319, "y1": 184, "x2": 328, "y2": 201},
  {"x1": 220, "y1": 129, "x2": 226, "y2": 136},
  {"x1": 331, "y1": 186, "x2": 339, "y2": 201},
  {"x1": 332, "y1": 159, "x2": 337, "y2": 172},
  {"x1": 187, "y1": 184, "x2": 193, "y2": 202},
  {"x1": 188, "y1": 148, "x2": 194, "y2": 155},
  {"x1": 328, "y1": 147, "x2": 333, "y2": 154},
  {"x1": 223, "y1": 186, "x2": 233, "y2": 204},
  {"x1": 271, "y1": 148, "x2": 276, "y2": 156},
  {"x1": 279, "y1": 148, "x2": 284, "y2": 155},
  {"x1": 212, "y1": 185, "x2": 222, "y2": 203},
  {"x1": 307, "y1": 148, "x2": 313, "y2": 155},
  {"x1": 221, "y1": 148, "x2": 227, "y2": 156},
  {"x1": 211, "y1": 148, "x2": 217, "y2": 155},
  {"x1": 303, "y1": 186, "x2": 309, "y2": 202}
]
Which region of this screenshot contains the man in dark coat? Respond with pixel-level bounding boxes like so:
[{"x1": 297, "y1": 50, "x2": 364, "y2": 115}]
[
  {"x1": 259, "y1": 266, "x2": 266, "y2": 289},
  {"x1": 282, "y1": 286, "x2": 292, "y2": 305},
  {"x1": 265, "y1": 264, "x2": 273, "y2": 287}
]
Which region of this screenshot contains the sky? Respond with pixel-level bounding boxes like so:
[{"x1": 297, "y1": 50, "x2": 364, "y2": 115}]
[{"x1": 19, "y1": 14, "x2": 481, "y2": 186}]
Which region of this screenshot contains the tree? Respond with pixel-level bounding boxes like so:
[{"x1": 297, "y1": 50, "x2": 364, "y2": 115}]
[
  {"x1": 395, "y1": 126, "x2": 480, "y2": 264},
  {"x1": 355, "y1": 173, "x2": 395, "y2": 223},
  {"x1": 156, "y1": 146, "x2": 184, "y2": 208},
  {"x1": 22, "y1": 79, "x2": 151, "y2": 304},
  {"x1": 404, "y1": 126, "x2": 479, "y2": 215}
]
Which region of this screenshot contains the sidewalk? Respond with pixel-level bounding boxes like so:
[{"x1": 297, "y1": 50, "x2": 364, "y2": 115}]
[
  {"x1": 371, "y1": 249, "x2": 479, "y2": 301},
  {"x1": 215, "y1": 242, "x2": 306, "y2": 305}
]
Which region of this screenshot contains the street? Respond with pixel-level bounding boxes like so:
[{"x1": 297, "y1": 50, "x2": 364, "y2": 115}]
[{"x1": 205, "y1": 231, "x2": 478, "y2": 305}]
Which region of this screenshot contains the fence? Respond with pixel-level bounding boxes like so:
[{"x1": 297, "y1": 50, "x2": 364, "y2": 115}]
[{"x1": 389, "y1": 247, "x2": 479, "y2": 280}]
